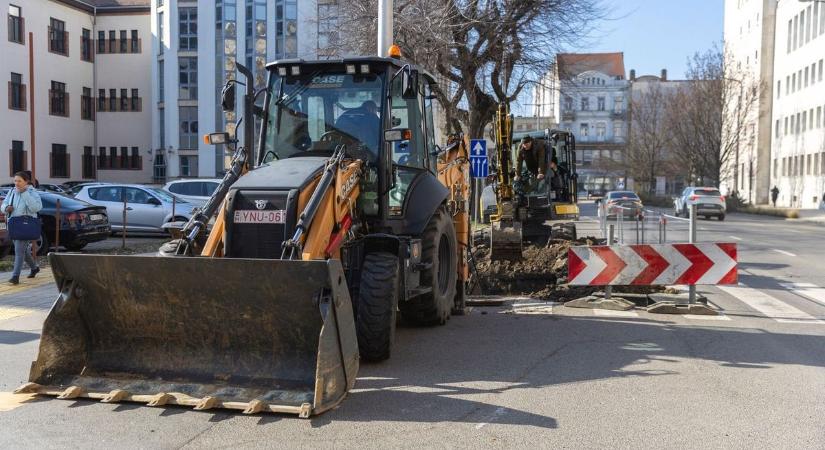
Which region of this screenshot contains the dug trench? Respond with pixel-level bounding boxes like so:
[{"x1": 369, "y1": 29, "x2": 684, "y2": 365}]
[{"x1": 469, "y1": 235, "x2": 673, "y2": 303}]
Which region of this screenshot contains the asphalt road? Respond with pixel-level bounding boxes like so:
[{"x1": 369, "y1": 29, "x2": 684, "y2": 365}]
[{"x1": 1, "y1": 211, "x2": 824, "y2": 449}]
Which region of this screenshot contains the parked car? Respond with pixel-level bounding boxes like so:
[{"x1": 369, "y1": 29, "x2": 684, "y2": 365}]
[
  {"x1": 674, "y1": 187, "x2": 726, "y2": 220},
  {"x1": 60, "y1": 180, "x2": 91, "y2": 190},
  {"x1": 68, "y1": 182, "x2": 108, "y2": 197},
  {"x1": 38, "y1": 183, "x2": 70, "y2": 195},
  {"x1": 0, "y1": 192, "x2": 110, "y2": 255},
  {"x1": 74, "y1": 184, "x2": 195, "y2": 233},
  {"x1": 600, "y1": 190, "x2": 644, "y2": 221},
  {"x1": 163, "y1": 178, "x2": 222, "y2": 207},
  {"x1": 479, "y1": 184, "x2": 497, "y2": 223},
  {"x1": 0, "y1": 205, "x2": 9, "y2": 257}
]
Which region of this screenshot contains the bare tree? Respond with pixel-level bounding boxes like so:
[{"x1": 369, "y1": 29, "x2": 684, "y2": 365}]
[
  {"x1": 665, "y1": 46, "x2": 760, "y2": 189},
  {"x1": 626, "y1": 83, "x2": 672, "y2": 195},
  {"x1": 332, "y1": 0, "x2": 605, "y2": 138}
]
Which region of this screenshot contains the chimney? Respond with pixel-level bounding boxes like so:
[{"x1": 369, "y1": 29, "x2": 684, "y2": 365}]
[
  {"x1": 629, "y1": 69, "x2": 636, "y2": 81},
  {"x1": 661, "y1": 69, "x2": 667, "y2": 81}
]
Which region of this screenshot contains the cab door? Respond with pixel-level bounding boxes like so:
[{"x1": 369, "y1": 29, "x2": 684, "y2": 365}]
[{"x1": 387, "y1": 74, "x2": 428, "y2": 217}]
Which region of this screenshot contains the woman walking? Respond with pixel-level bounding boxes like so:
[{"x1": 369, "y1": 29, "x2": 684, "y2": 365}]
[{"x1": 1, "y1": 171, "x2": 42, "y2": 284}]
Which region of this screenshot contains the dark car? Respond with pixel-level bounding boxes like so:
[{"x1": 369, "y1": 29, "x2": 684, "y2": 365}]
[{"x1": 0, "y1": 192, "x2": 112, "y2": 254}]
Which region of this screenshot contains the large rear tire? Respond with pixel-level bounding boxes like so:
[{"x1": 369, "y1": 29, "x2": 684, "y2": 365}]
[
  {"x1": 401, "y1": 206, "x2": 457, "y2": 326},
  {"x1": 355, "y1": 252, "x2": 399, "y2": 362}
]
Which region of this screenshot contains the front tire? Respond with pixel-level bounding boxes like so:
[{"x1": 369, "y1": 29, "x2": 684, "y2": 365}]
[
  {"x1": 718, "y1": 214, "x2": 726, "y2": 221},
  {"x1": 354, "y1": 252, "x2": 399, "y2": 362},
  {"x1": 400, "y1": 206, "x2": 457, "y2": 326},
  {"x1": 36, "y1": 231, "x2": 51, "y2": 256}
]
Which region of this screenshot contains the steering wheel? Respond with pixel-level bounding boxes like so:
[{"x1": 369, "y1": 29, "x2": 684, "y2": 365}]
[{"x1": 319, "y1": 130, "x2": 347, "y2": 144}]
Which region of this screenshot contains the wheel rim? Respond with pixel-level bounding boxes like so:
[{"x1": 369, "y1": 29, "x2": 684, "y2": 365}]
[{"x1": 437, "y1": 234, "x2": 450, "y2": 296}]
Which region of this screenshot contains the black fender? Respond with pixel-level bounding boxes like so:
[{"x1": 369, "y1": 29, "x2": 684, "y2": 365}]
[{"x1": 394, "y1": 171, "x2": 449, "y2": 236}]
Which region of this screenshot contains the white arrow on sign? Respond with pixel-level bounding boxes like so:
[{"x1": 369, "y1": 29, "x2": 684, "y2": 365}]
[{"x1": 472, "y1": 142, "x2": 485, "y2": 155}]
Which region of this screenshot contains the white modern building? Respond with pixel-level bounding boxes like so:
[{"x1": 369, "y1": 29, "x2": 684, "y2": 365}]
[
  {"x1": 723, "y1": 0, "x2": 777, "y2": 204},
  {"x1": 550, "y1": 52, "x2": 630, "y2": 192},
  {"x1": 770, "y1": 0, "x2": 825, "y2": 208},
  {"x1": 152, "y1": 0, "x2": 339, "y2": 180},
  {"x1": 1, "y1": 0, "x2": 152, "y2": 184}
]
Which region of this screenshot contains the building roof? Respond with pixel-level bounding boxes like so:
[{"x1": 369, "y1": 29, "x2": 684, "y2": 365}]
[
  {"x1": 89, "y1": 0, "x2": 149, "y2": 6},
  {"x1": 58, "y1": 0, "x2": 149, "y2": 12},
  {"x1": 557, "y1": 53, "x2": 626, "y2": 80}
]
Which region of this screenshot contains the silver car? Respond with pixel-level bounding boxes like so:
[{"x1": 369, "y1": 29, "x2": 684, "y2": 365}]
[
  {"x1": 674, "y1": 186, "x2": 726, "y2": 220},
  {"x1": 74, "y1": 184, "x2": 196, "y2": 233},
  {"x1": 163, "y1": 179, "x2": 221, "y2": 208}
]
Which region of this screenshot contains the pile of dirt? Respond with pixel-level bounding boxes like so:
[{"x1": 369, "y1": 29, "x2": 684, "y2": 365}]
[{"x1": 469, "y1": 236, "x2": 671, "y2": 301}]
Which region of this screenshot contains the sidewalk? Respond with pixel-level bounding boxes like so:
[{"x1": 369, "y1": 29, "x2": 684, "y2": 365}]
[{"x1": 796, "y1": 208, "x2": 825, "y2": 225}]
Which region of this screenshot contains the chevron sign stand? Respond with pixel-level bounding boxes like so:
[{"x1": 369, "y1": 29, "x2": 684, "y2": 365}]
[{"x1": 565, "y1": 243, "x2": 738, "y2": 315}]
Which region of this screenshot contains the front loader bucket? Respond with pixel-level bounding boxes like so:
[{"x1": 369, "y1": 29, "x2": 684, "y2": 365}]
[{"x1": 17, "y1": 254, "x2": 359, "y2": 418}]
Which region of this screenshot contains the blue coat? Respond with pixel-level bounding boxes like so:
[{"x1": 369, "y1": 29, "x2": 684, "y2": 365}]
[{"x1": 1, "y1": 186, "x2": 43, "y2": 218}]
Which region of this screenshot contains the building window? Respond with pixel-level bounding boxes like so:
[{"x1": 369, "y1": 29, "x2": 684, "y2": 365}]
[
  {"x1": 596, "y1": 122, "x2": 606, "y2": 140},
  {"x1": 818, "y1": 106, "x2": 822, "y2": 128},
  {"x1": 564, "y1": 96, "x2": 573, "y2": 112},
  {"x1": 805, "y1": 66, "x2": 809, "y2": 87},
  {"x1": 317, "y1": 2, "x2": 339, "y2": 51},
  {"x1": 179, "y1": 7, "x2": 197, "y2": 51},
  {"x1": 49, "y1": 18, "x2": 67, "y2": 55},
  {"x1": 81, "y1": 87, "x2": 93, "y2": 120},
  {"x1": 775, "y1": 119, "x2": 780, "y2": 138},
  {"x1": 130, "y1": 30, "x2": 139, "y2": 53},
  {"x1": 788, "y1": 19, "x2": 793, "y2": 53},
  {"x1": 49, "y1": 81, "x2": 67, "y2": 117},
  {"x1": 82, "y1": 146, "x2": 95, "y2": 179},
  {"x1": 180, "y1": 155, "x2": 198, "y2": 177},
  {"x1": 131, "y1": 88, "x2": 139, "y2": 111},
  {"x1": 614, "y1": 96, "x2": 624, "y2": 113},
  {"x1": 158, "y1": 12, "x2": 164, "y2": 54},
  {"x1": 81, "y1": 28, "x2": 92, "y2": 61},
  {"x1": 8, "y1": 4, "x2": 24, "y2": 44},
  {"x1": 97, "y1": 30, "x2": 105, "y2": 53},
  {"x1": 109, "y1": 88, "x2": 117, "y2": 111},
  {"x1": 179, "y1": 106, "x2": 198, "y2": 149},
  {"x1": 806, "y1": 5, "x2": 813, "y2": 43},
  {"x1": 51, "y1": 143, "x2": 69, "y2": 178},
  {"x1": 580, "y1": 123, "x2": 589, "y2": 137},
  {"x1": 792, "y1": 73, "x2": 797, "y2": 92},
  {"x1": 803, "y1": 111, "x2": 808, "y2": 132},
  {"x1": 597, "y1": 97, "x2": 605, "y2": 111},
  {"x1": 777, "y1": 80, "x2": 781, "y2": 98},
  {"x1": 159, "y1": 107, "x2": 165, "y2": 149},
  {"x1": 613, "y1": 122, "x2": 623, "y2": 139},
  {"x1": 794, "y1": 15, "x2": 799, "y2": 50},
  {"x1": 120, "y1": 88, "x2": 128, "y2": 111},
  {"x1": 108, "y1": 30, "x2": 116, "y2": 53},
  {"x1": 819, "y1": 59, "x2": 823, "y2": 82},
  {"x1": 109, "y1": 147, "x2": 118, "y2": 169},
  {"x1": 98, "y1": 146, "x2": 106, "y2": 169},
  {"x1": 815, "y1": 2, "x2": 820, "y2": 39},
  {"x1": 10, "y1": 140, "x2": 26, "y2": 175},
  {"x1": 178, "y1": 57, "x2": 197, "y2": 100},
  {"x1": 158, "y1": 60, "x2": 164, "y2": 100},
  {"x1": 98, "y1": 89, "x2": 106, "y2": 111},
  {"x1": 9, "y1": 72, "x2": 25, "y2": 111},
  {"x1": 581, "y1": 97, "x2": 589, "y2": 111},
  {"x1": 120, "y1": 147, "x2": 128, "y2": 168},
  {"x1": 119, "y1": 30, "x2": 127, "y2": 53},
  {"x1": 131, "y1": 147, "x2": 140, "y2": 169},
  {"x1": 807, "y1": 154, "x2": 812, "y2": 175}
]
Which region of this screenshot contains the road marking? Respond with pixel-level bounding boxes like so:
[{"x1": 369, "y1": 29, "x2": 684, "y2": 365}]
[
  {"x1": 683, "y1": 314, "x2": 731, "y2": 321},
  {"x1": 779, "y1": 282, "x2": 825, "y2": 307},
  {"x1": 593, "y1": 309, "x2": 639, "y2": 318},
  {"x1": 728, "y1": 235, "x2": 742, "y2": 241},
  {"x1": 0, "y1": 306, "x2": 37, "y2": 322},
  {"x1": 772, "y1": 249, "x2": 797, "y2": 257},
  {"x1": 718, "y1": 285, "x2": 824, "y2": 324}
]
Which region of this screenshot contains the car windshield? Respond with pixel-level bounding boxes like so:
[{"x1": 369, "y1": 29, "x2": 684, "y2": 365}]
[
  {"x1": 263, "y1": 71, "x2": 385, "y2": 163},
  {"x1": 609, "y1": 191, "x2": 639, "y2": 200},
  {"x1": 147, "y1": 187, "x2": 187, "y2": 203},
  {"x1": 694, "y1": 189, "x2": 722, "y2": 196}
]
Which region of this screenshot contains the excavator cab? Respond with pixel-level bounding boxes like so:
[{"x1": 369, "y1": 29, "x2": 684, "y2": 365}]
[{"x1": 20, "y1": 58, "x2": 470, "y2": 417}]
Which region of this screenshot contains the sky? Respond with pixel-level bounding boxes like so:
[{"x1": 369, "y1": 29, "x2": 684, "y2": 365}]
[
  {"x1": 515, "y1": 0, "x2": 724, "y2": 115},
  {"x1": 591, "y1": 0, "x2": 724, "y2": 79}
]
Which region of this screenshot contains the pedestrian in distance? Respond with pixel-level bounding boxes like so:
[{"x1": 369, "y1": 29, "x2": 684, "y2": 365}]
[
  {"x1": 771, "y1": 185, "x2": 779, "y2": 207},
  {"x1": 1, "y1": 171, "x2": 42, "y2": 284}
]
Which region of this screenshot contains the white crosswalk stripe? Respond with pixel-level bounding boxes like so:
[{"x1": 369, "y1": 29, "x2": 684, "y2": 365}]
[
  {"x1": 779, "y1": 282, "x2": 825, "y2": 307},
  {"x1": 717, "y1": 285, "x2": 825, "y2": 324}
]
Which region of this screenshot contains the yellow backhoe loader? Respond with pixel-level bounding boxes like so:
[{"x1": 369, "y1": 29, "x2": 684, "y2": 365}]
[{"x1": 17, "y1": 58, "x2": 470, "y2": 417}]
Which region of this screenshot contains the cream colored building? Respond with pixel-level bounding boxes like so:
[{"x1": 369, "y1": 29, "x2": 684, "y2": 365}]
[
  {"x1": 769, "y1": 0, "x2": 825, "y2": 208},
  {"x1": 0, "y1": 0, "x2": 151, "y2": 185}
]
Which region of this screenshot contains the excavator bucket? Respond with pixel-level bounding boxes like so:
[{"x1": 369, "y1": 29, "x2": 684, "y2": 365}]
[
  {"x1": 17, "y1": 253, "x2": 359, "y2": 418},
  {"x1": 490, "y1": 219, "x2": 523, "y2": 261}
]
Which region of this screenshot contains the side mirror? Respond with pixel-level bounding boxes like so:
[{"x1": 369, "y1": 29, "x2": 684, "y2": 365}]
[
  {"x1": 401, "y1": 68, "x2": 418, "y2": 99},
  {"x1": 220, "y1": 82, "x2": 236, "y2": 112},
  {"x1": 148, "y1": 197, "x2": 162, "y2": 206}
]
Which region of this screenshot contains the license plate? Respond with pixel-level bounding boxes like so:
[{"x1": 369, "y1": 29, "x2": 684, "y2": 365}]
[
  {"x1": 0, "y1": 222, "x2": 5, "y2": 230},
  {"x1": 234, "y1": 209, "x2": 286, "y2": 224},
  {"x1": 90, "y1": 214, "x2": 105, "y2": 222}
]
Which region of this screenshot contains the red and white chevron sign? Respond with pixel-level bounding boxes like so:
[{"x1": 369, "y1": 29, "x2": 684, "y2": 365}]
[{"x1": 568, "y1": 243, "x2": 737, "y2": 286}]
